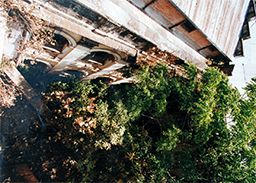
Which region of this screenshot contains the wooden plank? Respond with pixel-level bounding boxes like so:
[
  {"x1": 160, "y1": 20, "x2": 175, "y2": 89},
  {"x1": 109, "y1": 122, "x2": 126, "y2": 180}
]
[
  {"x1": 170, "y1": 0, "x2": 251, "y2": 58},
  {"x1": 28, "y1": 0, "x2": 137, "y2": 56},
  {"x1": 149, "y1": 0, "x2": 185, "y2": 25},
  {"x1": 77, "y1": 0, "x2": 208, "y2": 70},
  {"x1": 128, "y1": 0, "x2": 152, "y2": 9},
  {"x1": 51, "y1": 45, "x2": 91, "y2": 72},
  {"x1": 189, "y1": 30, "x2": 210, "y2": 48},
  {"x1": 85, "y1": 62, "x2": 126, "y2": 80}
]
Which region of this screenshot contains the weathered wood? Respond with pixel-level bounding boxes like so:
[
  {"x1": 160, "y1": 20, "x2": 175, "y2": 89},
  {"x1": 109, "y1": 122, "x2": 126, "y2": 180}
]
[
  {"x1": 170, "y1": 0, "x2": 250, "y2": 59},
  {"x1": 76, "y1": 0, "x2": 208, "y2": 70},
  {"x1": 25, "y1": 0, "x2": 137, "y2": 56},
  {"x1": 85, "y1": 62, "x2": 126, "y2": 80},
  {"x1": 51, "y1": 45, "x2": 91, "y2": 72}
]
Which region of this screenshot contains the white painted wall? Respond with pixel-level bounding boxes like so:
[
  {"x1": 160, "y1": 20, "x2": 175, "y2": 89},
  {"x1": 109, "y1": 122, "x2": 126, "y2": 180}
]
[{"x1": 229, "y1": 20, "x2": 256, "y2": 93}]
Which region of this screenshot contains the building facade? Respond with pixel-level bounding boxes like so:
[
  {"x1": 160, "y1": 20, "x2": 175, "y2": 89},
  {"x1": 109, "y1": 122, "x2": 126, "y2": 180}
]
[{"x1": 1, "y1": 0, "x2": 255, "y2": 84}]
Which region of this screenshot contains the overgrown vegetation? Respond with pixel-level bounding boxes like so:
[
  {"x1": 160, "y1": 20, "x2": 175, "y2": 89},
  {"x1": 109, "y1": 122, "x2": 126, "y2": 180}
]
[
  {"x1": 41, "y1": 64, "x2": 256, "y2": 182},
  {"x1": 0, "y1": 0, "x2": 55, "y2": 59}
]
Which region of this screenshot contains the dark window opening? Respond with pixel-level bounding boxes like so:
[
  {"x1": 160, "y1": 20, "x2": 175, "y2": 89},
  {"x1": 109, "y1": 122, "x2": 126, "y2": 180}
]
[
  {"x1": 181, "y1": 19, "x2": 196, "y2": 33},
  {"x1": 119, "y1": 30, "x2": 130, "y2": 37},
  {"x1": 82, "y1": 51, "x2": 115, "y2": 65},
  {"x1": 241, "y1": 21, "x2": 250, "y2": 40},
  {"x1": 79, "y1": 37, "x2": 99, "y2": 49},
  {"x1": 234, "y1": 39, "x2": 244, "y2": 57},
  {"x1": 45, "y1": 34, "x2": 69, "y2": 52},
  {"x1": 246, "y1": 0, "x2": 256, "y2": 21},
  {"x1": 53, "y1": 34, "x2": 69, "y2": 51}
]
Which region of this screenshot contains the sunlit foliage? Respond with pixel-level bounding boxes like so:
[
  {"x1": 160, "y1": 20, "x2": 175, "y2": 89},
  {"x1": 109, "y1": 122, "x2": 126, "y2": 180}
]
[{"x1": 44, "y1": 64, "x2": 256, "y2": 182}]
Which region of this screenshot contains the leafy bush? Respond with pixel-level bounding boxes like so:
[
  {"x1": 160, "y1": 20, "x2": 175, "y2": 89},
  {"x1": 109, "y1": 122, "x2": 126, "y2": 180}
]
[{"x1": 43, "y1": 64, "x2": 256, "y2": 182}]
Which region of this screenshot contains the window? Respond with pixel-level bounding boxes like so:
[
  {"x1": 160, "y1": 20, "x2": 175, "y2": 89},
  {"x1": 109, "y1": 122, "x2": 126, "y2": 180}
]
[
  {"x1": 246, "y1": 0, "x2": 256, "y2": 21},
  {"x1": 234, "y1": 39, "x2": 244, "y2": 57},
  {"x1": 83, "y1": 51, "x2": 115, "y2": 65},
  {"x1": 241, "y1": 21, "x2": 250, "y2": 40},
  {"x1": 43, "y1": 33, "x2": 69, "y2": 57}
]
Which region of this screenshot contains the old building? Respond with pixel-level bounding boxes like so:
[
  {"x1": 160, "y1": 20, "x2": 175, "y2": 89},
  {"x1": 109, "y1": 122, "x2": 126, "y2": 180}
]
[
  {"x1": 0, "y1": 0, "x2": 255, "y2": 91},
  {"x1": 0, "y1": 1, "x2": 255, "y2": 181}
]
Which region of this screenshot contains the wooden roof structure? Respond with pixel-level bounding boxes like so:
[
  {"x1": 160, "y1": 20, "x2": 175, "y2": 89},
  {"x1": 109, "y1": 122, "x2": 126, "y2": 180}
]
[
  {"x1": 3, "y1": 0, "x2": 255, "y2": 76},
  {"x1": 170, "y1": 0, "x2": 252, "y2": 59},
  {"x1": 127, "y1": 0, "x2": 255, "y2": 75}
]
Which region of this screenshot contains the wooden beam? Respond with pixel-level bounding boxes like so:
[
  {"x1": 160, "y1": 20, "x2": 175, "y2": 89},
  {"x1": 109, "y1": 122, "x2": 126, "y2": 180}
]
[
  {"x1": 51, "y1": 45, "x2": 91, "y2": 72},
  {"x1": 26, "y1": 0, "x2": 137, "y2": 56},
  {"x1": 77, "y1": 0, "x2": 208, "y2": 70}
]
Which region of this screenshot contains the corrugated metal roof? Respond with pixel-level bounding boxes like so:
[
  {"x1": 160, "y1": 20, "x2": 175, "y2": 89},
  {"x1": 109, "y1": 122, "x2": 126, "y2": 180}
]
[{"x1": 170, "y1": 0, "x2": 251, "y2": 59}]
